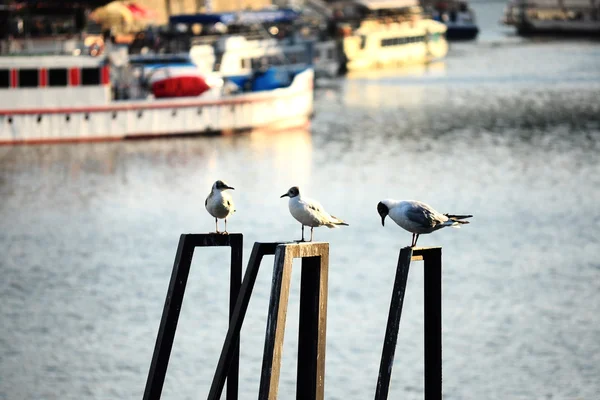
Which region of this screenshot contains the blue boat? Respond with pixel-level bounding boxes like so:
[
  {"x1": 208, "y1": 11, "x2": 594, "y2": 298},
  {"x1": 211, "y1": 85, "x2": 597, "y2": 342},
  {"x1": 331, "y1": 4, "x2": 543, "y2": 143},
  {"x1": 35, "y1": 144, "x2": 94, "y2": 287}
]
[
  {"x1": 168, "y1": 8, "x2": 301, "y2": 26},
  {"x1": 427, "y1": 1, "x2": 480, "y2": 41}
]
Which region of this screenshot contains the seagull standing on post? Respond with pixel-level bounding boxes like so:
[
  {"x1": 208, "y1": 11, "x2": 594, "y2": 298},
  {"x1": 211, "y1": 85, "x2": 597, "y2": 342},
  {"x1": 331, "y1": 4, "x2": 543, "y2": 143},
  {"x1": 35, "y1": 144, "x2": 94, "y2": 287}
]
[
  {"x1": 281, "y1": 186, "x2": 349, "y2": 242},
  {"x1": 205, "y1": 180, "x2": 236, "y2": 234},
  {"x1": 377, "y1": 199, "x2": 472, "y2": 247}
]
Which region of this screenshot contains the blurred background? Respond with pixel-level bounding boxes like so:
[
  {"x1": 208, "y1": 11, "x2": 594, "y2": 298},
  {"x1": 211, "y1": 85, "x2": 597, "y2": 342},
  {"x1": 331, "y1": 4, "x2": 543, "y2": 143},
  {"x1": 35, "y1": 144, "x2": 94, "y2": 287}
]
[{"x1": 1, "y1": 0, "x2": 600, "y2": 399}]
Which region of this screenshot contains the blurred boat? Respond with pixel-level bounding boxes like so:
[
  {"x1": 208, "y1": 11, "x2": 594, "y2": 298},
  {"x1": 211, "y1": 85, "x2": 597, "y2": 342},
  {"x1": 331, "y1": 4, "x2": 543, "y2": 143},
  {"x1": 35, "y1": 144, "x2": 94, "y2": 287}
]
[
  {"x1": 329, "y1": 0, "x2": 449, "y2": 71},
  {"x1": 0, "y1": 3, "x2": 315, "y2": 145},
  {"x1": 0, "y1": 53, "x2": 314, "y2": 145},
  {"x1": 424, "y1": 0, "x2": 480, "y2": 40},
  {"x1": 164, "y1": 9, "x2": 341, "y2": 79},
  {"x1": 502, "y1": 0, "x2": 600, "y2": 35}
]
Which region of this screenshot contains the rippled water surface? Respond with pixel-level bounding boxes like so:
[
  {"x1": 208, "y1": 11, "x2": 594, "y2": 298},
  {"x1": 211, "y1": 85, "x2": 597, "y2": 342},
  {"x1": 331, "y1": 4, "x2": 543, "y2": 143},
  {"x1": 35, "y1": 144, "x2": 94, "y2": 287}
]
[{"x1": 1, "y1": 3, "x2": 600, "y2": 400}]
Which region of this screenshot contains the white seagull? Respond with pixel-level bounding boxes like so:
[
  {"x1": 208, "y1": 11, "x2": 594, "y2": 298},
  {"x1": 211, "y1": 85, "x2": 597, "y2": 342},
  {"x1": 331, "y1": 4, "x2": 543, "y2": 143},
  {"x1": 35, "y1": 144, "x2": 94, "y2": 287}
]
[
  {"x1": 205, "y1": 180, "x2": 236, "y2": 234},
  {"x1": 377, "y1": 199, "x2": 472, "y2": 247},
  {"x1": 280, "y1": 186, "x2": 349, "y2": 242}
]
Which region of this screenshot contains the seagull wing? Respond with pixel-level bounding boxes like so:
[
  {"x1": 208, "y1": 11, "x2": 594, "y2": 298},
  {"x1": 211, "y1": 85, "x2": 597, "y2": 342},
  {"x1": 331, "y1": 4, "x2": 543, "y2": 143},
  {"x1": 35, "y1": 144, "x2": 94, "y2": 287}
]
[
  {"x1": 404, "y1": 201, "x2": 447, "y2": 229},
  {"x1": 306, "y1": 199, "x2": 325, "y2": 214},
  {"x1": 302, "y1": 198, "x2": 329, "y2": 221},
  {"x1": 303, "y1": 198, "x2": 348, "y2": 227}
]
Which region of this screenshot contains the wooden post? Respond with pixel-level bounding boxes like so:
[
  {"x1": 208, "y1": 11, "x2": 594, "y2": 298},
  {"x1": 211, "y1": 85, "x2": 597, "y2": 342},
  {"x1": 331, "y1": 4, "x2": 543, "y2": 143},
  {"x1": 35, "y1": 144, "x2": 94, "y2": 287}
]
[
  {"x1": 142, "y1": 233, "x2": 243, "y2": 400},
  {"x1": 258, "y1": 242, "x2": 329, "y2": 400},
  {"x1": 374, "y1": 246, "x2": 442, "y2": 400}
]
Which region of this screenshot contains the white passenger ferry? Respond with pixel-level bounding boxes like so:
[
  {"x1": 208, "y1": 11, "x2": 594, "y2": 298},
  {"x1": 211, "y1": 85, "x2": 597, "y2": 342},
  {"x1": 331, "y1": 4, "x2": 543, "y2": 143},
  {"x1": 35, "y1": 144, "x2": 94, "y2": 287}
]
[{"x1": 330, "y1": 0, "x2": 449, "y2": 71}]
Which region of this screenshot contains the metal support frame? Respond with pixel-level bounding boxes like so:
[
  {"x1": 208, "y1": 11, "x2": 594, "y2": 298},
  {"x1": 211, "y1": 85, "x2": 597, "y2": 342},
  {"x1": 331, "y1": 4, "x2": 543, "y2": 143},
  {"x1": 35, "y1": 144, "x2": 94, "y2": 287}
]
[
  {"x1": 208, "y1": 241, "x2": 329, "y2": 400},
  {"x1": 375, "y1": 246, "x2": 442, "y2": 400},
  {"x1": 143, "y1": 233, "x2": 243, "y2": 400}
]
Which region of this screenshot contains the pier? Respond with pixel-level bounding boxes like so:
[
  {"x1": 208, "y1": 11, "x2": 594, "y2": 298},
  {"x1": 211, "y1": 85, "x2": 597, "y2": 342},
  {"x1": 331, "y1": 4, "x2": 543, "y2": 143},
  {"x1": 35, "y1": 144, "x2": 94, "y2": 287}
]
[{"x1": 143, "y1": 234, "x2": 443, "y2": 399}]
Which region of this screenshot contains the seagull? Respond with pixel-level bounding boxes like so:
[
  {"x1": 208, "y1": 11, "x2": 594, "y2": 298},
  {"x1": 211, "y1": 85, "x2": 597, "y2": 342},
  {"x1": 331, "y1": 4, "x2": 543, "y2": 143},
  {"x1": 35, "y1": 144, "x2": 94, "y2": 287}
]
[
  {"x1": 377, "y1": 199, "x2": 472, "y2": 247},
  {"x1": 205, "y1": 180, "x2": 235, "y2": 234},
  {"x1": 280, "y1": 186, "x2": 349, "y2": 242}
]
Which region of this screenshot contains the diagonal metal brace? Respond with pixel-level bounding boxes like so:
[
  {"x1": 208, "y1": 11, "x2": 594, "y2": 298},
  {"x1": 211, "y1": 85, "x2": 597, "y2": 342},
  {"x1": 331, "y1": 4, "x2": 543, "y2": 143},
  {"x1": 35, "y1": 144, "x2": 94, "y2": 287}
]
[{"x1": 208, "y1": 242, "x2": 282, "y2": 400}]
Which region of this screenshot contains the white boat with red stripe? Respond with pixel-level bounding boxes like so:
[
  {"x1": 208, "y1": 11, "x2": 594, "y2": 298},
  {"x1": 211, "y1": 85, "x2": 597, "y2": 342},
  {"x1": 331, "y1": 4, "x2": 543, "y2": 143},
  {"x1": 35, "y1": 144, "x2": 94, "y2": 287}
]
[{"x1": 0, "y1": 54, "x2": 314, "y2": 145}]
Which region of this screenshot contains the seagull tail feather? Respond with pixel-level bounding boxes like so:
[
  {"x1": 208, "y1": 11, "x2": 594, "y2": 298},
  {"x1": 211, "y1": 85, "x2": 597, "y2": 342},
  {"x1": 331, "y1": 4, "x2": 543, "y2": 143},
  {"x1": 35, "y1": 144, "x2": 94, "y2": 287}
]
[
  {"x1": 443, "y1": 214, "x2": 472, "y2": 229},
  {"x1": 444, "y1": 214, "x2": 473, "y2": 220},
  {"x1": 449, "y1": 218, "x2": 471, "y2": 229},
  {"x1": 326, "y1": 215, "x2": 349, "y2": 228}
]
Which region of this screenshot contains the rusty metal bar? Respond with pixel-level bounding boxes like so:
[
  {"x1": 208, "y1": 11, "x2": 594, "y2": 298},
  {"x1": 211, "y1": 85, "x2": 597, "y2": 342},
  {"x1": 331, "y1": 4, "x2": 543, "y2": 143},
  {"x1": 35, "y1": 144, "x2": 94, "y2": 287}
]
[
  {"x1": 259, "y1": 242, "x2": 329, "y2": 400},
  {"x1": 143, "y1": 233, "x2": 243, "y2": 400},
  {"x1": 375, "y1": 246, "x2": 443, "y2": 400},
  {"x1": 207, "y1": 242, "x2": 281, "y2": 400}
]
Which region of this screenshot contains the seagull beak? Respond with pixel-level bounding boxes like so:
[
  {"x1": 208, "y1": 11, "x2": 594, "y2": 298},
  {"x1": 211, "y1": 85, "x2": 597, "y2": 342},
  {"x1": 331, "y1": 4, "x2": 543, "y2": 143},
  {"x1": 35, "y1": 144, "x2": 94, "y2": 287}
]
[
  {"x1": 280, "y1": 193, "x2": 289, "y2": 198},
  {"x1": 226, "y1": 186, "x2": 235, "y2": 190},
  {"x1": 381, "y1": 215, "x2": 386, "y2": 226}
]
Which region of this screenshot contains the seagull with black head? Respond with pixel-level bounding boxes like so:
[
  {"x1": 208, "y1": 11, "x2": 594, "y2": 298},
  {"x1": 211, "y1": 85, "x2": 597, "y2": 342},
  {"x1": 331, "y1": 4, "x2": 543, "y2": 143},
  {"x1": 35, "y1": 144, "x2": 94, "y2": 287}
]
[
  {"x1": 377, "y1": 199, "x2": 472, "y2": 247},
  {"x1": 205, "y1": 180, "x2": 236, "y2": 234},
  {"x1": 281, "y1": 186, "x2": 348, "y2": 242}
]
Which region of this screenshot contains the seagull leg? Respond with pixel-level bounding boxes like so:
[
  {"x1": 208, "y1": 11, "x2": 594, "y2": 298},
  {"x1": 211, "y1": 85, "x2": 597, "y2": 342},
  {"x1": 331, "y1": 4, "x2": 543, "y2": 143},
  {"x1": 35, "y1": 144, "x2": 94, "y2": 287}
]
[
  {"x1": 224, "y1": 218, "x2": 228, "y2": 234},
  {"x1": 301, "y1": 225, "x2": 305, "y2": 242},
  {"x1": 310, "y1": 227, "x2": 314, "y2": 242},
  {"x1": 414, "y1": 234, "x2": 420, "y2": 247},
  {"x1": 411, "y1": 233, "x2": 415, "y2": 247},
  {"x1": 215, "y1": 218, "x2": 219, "y2": 234}
]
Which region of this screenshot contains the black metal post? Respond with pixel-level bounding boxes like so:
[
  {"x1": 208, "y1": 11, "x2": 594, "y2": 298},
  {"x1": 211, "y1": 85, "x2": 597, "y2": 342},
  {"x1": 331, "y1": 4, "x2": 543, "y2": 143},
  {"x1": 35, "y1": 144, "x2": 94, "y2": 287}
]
[
  {"x1": 207, "y1": 242, "x2": 281, "y2": 400},
  {"x1": 374, "y1": 246, "x2": 443, "y2": 400},
  {"x1": 297, "y1": 256, "x2": 322, "y2": 400},
  {"x1": 375, "y1": 246, "x2": 413, "y2": 400},
  {"x1": 143, "y1": 233, "x2": 243, "y2": 400},
  {"x1": 421, "y1": 248, "x2": 442, "y2": 400}
]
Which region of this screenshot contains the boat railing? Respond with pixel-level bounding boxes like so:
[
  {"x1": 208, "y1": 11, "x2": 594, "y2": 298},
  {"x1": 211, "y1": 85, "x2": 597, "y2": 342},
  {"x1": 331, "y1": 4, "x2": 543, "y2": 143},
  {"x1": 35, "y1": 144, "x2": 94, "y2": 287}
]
[{"x1": 0, "y1": 34, "x2": 104, "y2": 56}]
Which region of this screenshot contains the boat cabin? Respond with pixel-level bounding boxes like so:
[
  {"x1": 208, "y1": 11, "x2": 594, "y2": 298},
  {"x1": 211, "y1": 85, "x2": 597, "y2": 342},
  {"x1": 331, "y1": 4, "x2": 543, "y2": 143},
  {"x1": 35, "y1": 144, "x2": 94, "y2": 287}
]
[
  {"x1": 329, "y1": 0, "x2": 424, "y2": 31},
  {"x1": 0, "y1": 56, "x2": 110, "y2": 110}
]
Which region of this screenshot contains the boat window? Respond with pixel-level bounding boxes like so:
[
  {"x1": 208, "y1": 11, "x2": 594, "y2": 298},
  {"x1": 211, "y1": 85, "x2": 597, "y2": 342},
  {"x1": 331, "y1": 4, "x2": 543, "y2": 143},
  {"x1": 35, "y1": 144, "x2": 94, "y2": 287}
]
[
  {"x1": 0, "y1": 70, "x2": 8, "y2": 88},
  {"x1": 381, "y1": 36, "x2": 427, "y2": 47},
  {"x1": 81, "y1": 68, "x2": 100, "y2": 86},
  {"x1": 19, "y1": 69, "x2": 38, "y2": 88},
  {"x1": 48, "y1": 69, "x2": 68, "y2": 87}
]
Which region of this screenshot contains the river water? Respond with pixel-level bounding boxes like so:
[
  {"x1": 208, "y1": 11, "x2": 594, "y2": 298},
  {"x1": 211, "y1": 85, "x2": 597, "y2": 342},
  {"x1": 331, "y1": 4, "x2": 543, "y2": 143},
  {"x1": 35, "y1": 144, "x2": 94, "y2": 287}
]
[{"x1": 1, "y1": 3, "x2": 600, "y2": 400}]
